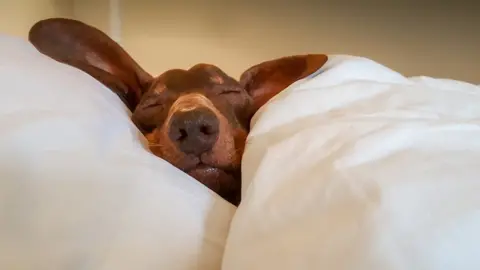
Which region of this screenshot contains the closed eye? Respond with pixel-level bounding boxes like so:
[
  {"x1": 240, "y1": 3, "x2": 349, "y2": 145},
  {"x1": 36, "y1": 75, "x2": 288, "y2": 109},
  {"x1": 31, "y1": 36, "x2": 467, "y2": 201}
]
[
  {"x1": 221, "y1": 90, "x2": 240, "y2": 94},
  {"x1": 220, "y1": 87, "x2": 242, "y2": 95},
  {"x1": 138, "y1": 95, "x2": 166, "y2": 110},
  {"x1": 142, "y1": 102, "x2": 162, "y2": 109},
  {"x1": 137, "y1": 99, "x2": 167, "y2": 112}
]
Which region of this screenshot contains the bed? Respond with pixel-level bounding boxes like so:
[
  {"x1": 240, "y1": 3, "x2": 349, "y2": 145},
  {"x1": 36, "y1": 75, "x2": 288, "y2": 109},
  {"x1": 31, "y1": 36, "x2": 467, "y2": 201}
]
[{"x1": 1, "y1": 34, "x2": 479, "y2": 270}]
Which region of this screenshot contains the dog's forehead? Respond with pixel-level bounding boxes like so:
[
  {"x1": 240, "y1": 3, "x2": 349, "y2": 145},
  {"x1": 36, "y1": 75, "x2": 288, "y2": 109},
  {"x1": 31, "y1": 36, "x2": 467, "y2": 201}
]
[
  {"x1": 153, "y1": 69, "x2": 202, "y2": 91},
  {"x1": 189, "y1": 63, "x2": 227, "y2": 83},
  {"x1": 152, "y1": 64, "x2": 233, "y2": 93}
]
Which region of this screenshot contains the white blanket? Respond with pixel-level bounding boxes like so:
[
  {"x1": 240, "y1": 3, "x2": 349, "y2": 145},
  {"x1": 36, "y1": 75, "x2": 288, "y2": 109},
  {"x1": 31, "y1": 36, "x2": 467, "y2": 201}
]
[
  {"x1": 222, "y1": 55, "x2": 480, "y2": 270},
  {"x1": 0, "y1": 35, "x2": 235, "y2": 270},
  {"x1": 2, "y1": 34, "x2": 480, "y2": 270}
]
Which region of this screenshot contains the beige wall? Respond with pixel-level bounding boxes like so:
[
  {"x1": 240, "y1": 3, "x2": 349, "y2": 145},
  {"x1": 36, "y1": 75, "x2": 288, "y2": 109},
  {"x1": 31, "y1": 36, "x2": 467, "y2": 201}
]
[
  {"x1": 1, "y1": 0, "x2": 478, "y2": 83},
  {"x1": 120, "y1": 0, "x2": 479, "y2": 83},
  {"x1": 0, "y1": 0, "x2": 74, "y2": 37},
  {"x1": 72, "y1": 0, "x2": 110, "y2": 34}
]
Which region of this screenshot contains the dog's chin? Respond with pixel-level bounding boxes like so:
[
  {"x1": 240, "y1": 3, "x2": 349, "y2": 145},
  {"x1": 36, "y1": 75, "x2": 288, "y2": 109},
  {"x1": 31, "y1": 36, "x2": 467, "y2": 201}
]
[
  {"x1": 187, "y1": 164, "x2": 240, "y2": 205},
  {"x1": 187, "y1": 165, "x2": 232, "y2": 193}
]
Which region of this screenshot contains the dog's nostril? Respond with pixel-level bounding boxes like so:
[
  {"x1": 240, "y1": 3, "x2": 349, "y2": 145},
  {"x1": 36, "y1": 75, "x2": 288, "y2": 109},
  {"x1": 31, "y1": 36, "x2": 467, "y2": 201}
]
[
  {"x1": 168, "y1": 107, "x2": 220, "y2": 155},
  {"x1": 200, "y1": 124, "x2": 214, "y2": 135},
  {"x1": 178, "y1": 128, "x2": 188, "y2": 141}
]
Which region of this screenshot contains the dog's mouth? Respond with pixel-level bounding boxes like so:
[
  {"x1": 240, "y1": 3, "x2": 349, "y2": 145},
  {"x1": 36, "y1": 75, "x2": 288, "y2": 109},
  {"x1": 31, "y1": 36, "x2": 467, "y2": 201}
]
[
  {"x1": 145, "y1": 133, "x2": 243, "y2": 205},
  {"x1": 187, "y1": 163, "x2": 234, "y2": 191},
  {"x1": 185, "y1": 162, "x2": 241, "y2": 205}
]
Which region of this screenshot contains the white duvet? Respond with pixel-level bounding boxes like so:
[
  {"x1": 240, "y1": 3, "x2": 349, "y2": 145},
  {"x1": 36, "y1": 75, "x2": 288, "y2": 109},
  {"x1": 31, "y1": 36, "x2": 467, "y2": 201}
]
[
  {"x1": 0, "y1": 35, "x2": 235, "y2": 270},
  {"x1": 222, "y1": 56, "x2": 480, "y2": 270},
  {"x1": 1, "y1": 34, "x2": 479, "y2": 270}
]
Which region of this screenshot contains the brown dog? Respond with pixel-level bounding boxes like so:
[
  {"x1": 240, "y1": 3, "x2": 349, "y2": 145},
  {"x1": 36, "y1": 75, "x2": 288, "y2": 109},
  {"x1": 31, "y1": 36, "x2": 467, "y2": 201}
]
[{"x1": 28, "y1": 18, "x2": 328, "y2": 206}]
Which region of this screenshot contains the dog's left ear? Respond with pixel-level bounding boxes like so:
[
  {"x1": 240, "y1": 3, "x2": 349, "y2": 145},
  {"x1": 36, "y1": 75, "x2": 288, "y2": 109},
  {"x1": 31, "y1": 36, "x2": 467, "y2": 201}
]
[
  {"x1": 28, "y1": 18, "x2": 153, "y2": 111},
  {"x1": 239, "y1": 54, "x2": 328, "y2": 112}
]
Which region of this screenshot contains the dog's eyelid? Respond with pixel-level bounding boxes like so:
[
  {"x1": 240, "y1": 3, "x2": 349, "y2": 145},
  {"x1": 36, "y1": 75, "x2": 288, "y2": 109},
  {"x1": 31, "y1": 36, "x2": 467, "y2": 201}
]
[
  {"x1": 139, "y1": 96, "x2": 165, "y2": 109},
  {"x1": 143, "y1": 102, "x2": 162, "y2": 109},
  {"x1": 222, "y1": 90, "x2": 240, "y2": 94},
  {"x1": 139, "y1": 88, "x2": 174, "y2": 109},
  {"x1": 220, "y1": 86, "x2": 242, "y2": 94}
]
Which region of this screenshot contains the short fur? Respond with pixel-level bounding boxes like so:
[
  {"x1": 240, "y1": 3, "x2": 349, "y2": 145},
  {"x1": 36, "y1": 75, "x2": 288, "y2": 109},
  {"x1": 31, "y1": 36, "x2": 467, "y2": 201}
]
[{"x1": 28, "y1": 18, "x2": 328, "y2": 206}]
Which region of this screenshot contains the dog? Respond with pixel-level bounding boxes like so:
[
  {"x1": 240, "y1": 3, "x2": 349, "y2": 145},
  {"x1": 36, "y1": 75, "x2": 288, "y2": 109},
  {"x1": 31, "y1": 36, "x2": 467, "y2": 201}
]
[{"x1": 28, "y1": 18, "x2": 328, "y2": 206}]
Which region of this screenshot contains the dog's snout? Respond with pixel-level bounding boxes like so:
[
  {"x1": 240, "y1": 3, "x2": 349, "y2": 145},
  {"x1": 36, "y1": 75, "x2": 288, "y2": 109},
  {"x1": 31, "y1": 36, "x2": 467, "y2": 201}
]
[{"x1": 168, "y1": 107, "x2": 220, "y2": 155}]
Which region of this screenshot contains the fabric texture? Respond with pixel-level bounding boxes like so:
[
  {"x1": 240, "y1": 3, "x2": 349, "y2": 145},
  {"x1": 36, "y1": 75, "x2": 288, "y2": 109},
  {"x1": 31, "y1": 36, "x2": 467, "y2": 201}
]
[
  {"x1": 222, "y1": 55, "x2": 480, "y2": 270},
  {"x1": 2, "y1": 34, "x2": 479, "y2": 270},
  {"x1": 0, "y1": 35, "x2": 235, "y2": 270}
]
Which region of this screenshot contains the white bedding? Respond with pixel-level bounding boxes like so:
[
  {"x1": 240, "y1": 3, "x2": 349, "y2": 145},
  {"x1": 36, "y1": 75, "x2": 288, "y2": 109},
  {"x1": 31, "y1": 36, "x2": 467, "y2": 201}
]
[
  {"x1": 0, "y1": 35, "x2": 235, "y2": 270},
  {"x1": 1, "y1": 33, "x2": 480, "y2": 270},
  {"x1": 222, "y1": 55, "x2": 480, "y2": 270}
]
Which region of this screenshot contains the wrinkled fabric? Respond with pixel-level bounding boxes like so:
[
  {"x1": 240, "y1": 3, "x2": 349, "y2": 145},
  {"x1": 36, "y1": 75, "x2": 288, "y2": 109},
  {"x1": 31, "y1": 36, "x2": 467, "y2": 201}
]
[
  {"x1": 0, "y1": 34, "x2": 235, "y2": 270},
  {"x1": 223, "y1": 55, "x2": 480, "y2": 270}
]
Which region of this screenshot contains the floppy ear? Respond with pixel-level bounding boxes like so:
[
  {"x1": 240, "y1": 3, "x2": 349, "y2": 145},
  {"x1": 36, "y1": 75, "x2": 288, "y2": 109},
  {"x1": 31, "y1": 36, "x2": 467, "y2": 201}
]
[
  {"x1": 28, "y1": 18, "x2": 153, "y2": 110},
  {"x1": 239, "y1": 54, "x2": 328, "y2": 112}
]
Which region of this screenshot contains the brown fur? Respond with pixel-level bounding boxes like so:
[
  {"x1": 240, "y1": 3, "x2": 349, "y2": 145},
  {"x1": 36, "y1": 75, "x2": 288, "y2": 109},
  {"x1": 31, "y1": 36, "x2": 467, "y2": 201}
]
[
  {"x1": 240, "y1": 54, "x2": 328, "y2": 111},
  {"x1": 28, "y1": 17, "x2": 328, "y2": 206}
]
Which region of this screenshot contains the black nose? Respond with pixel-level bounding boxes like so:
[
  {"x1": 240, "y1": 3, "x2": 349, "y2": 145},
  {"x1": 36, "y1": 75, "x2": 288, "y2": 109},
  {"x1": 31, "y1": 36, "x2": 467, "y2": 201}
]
[{"x1": 168, "y1": 107, "x2": 220, "y2": 155}]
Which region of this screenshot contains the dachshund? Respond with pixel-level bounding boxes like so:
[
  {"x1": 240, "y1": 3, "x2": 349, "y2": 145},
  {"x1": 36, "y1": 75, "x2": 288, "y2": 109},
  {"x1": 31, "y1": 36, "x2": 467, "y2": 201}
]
[{"x1": 28, "y1": 18, "x2": 328, "y2": 206}]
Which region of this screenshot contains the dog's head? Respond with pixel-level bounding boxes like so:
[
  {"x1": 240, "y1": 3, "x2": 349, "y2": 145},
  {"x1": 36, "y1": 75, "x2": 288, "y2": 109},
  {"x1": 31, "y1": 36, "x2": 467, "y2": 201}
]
[{"x1": 28, "y1": 18, "x2": 328, "y2": 206}]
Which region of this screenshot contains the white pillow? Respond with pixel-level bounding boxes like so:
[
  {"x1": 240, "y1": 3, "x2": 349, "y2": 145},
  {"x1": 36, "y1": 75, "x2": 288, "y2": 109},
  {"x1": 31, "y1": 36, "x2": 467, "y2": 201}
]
[
  {"x1": 222, "y1": 55, "x2": 480, "y2": 270},
  {"x1": 0, "y1": 35, "x2": 235, "y2": 270}
]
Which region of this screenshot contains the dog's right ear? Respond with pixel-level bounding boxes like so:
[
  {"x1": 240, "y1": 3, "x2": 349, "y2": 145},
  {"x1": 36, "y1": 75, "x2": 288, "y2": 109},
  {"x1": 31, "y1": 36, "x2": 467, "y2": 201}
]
[
  {"x1": 239, "y1": 54, "x2": 328, "y2": 113},
  {"x1": 28, "y1": 18, "x2": 153, "y2": 110}
]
